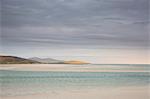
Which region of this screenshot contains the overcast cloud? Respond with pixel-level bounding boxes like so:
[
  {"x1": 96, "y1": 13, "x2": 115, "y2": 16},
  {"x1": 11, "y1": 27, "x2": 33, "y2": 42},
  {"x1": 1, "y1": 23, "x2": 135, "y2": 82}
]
[{"x1": 1, "y1": 0, "x2": 149, "y2": 61}]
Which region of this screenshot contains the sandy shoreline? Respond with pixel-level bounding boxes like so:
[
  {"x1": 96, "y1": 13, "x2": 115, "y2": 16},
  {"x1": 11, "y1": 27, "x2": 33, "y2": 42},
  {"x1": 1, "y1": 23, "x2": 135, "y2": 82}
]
[
  {"x1": 0, "y1": 64, "x2": 149, "y2": 72},
  {"x1": 2, "y1": 86, "x2": 149, "y2": 99}
]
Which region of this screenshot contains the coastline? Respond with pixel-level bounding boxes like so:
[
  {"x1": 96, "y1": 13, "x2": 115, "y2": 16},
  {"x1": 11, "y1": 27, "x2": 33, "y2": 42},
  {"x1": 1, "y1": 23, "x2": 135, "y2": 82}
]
[{"x1": 0, "y1": 64, "x2": 149, "y2": 72}]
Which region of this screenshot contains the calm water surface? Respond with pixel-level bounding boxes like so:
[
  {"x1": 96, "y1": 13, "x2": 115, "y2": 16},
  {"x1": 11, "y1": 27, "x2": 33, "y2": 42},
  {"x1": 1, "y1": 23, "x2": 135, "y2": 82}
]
[{"x1": 0, "y1": 64, "x2": 150, "y2": 96}]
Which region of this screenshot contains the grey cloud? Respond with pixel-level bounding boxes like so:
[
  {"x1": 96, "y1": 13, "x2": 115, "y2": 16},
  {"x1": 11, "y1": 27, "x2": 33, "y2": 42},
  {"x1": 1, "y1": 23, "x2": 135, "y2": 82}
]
[
  {"x1": 1, "y1": 0, "x2": 148, "y2": 27},
  {"x1": 1, "y1": 0, "x2": 149, "y2": 49}
]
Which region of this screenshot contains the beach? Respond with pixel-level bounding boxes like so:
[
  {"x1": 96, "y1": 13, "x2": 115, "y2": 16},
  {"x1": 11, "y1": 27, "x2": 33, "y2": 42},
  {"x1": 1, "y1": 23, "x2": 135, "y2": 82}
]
[
  {"x1": 2, "y1": 86, "x2": 149, "y2": 99},
  {"x1": 0, "y1": 64, "x2": 149, "y2": 72}
]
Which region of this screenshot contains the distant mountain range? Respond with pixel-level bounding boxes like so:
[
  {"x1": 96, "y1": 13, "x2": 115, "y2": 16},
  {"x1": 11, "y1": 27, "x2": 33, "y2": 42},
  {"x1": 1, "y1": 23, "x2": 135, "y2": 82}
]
[
  {"x1": 29, "y1": 57, "x2": 64, "y2": 64},
  {"x1": 0, "y1": 55, "x2": 89, "y2": 64}
]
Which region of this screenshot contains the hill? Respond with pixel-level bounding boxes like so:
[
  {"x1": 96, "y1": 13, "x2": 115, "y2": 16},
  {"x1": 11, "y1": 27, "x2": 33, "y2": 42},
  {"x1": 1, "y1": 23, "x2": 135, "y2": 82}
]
[
  {"x1": 0, "y1": 55, "x2": 90, "y2": 64},
  {"x1": 29, "y1": 57, "x2": 64, "y2": 64},
  {"x1": 0, "y1": 56, "x2": 40, "y2": 64}
]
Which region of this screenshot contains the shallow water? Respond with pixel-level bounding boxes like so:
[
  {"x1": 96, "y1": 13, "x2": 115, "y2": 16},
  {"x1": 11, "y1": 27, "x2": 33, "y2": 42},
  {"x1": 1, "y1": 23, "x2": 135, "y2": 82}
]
[{"x1": 0, "y1": 64, "x2": 150, "y2": 97}]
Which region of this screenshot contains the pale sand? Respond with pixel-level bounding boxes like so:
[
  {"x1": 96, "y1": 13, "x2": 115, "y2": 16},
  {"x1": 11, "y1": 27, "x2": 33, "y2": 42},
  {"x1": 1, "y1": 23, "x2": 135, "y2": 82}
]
[
  {"x1": 2, "y1": 86, "x2": 149, "y2": 99},
  {"x1": 0, "y1": 64, "x2": 149, "y2": 72}
]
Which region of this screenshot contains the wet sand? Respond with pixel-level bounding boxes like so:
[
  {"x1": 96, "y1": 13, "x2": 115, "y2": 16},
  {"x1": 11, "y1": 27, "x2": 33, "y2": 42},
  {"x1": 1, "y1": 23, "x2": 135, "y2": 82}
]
[{"x1": 2, "y1": 86, "x2": 149, "y2": 99}]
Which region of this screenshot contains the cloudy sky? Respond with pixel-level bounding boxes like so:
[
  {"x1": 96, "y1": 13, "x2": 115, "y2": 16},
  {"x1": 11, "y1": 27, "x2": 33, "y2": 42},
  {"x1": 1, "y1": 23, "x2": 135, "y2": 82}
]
[{"x1": 1, "y1": 0, "x2": 149, "y2": 64}]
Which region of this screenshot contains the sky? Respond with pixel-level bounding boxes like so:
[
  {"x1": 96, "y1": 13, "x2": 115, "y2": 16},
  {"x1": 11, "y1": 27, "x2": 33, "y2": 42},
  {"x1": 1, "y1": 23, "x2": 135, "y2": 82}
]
[{"x1": 1, "y1": 0, "x2": 149, "y2": 64}]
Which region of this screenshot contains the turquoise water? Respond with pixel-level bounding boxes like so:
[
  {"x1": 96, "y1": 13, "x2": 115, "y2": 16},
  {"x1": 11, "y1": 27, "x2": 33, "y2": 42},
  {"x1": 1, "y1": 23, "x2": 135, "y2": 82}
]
[{"x1": 0, "y1": 64, "x2": 150, "y2": 96}]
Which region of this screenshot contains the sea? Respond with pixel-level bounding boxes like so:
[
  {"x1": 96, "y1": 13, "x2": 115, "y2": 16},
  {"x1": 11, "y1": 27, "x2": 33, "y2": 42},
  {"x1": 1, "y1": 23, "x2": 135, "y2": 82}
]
[{"x1": 0, "y1": 64, "x2": 150, "y2": 97}]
